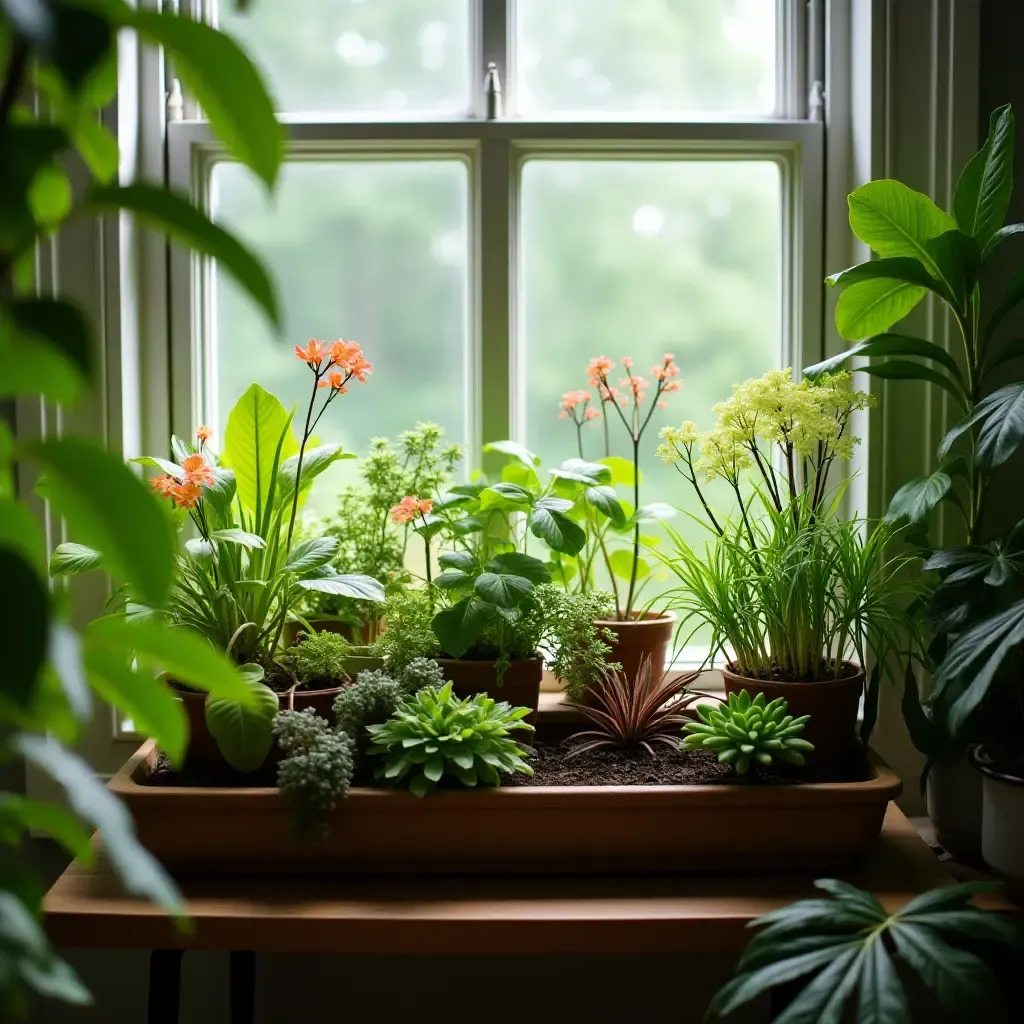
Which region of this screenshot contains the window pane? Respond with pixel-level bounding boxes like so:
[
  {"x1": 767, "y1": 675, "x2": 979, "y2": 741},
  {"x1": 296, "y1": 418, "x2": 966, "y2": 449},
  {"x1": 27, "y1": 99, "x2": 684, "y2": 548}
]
[
  {"x1": 210, "y1": 160, "x2": 469, "y2": 510},
  {"x1": 520, "y1": 160, "x2": 781, "y2": 617},
  {"x1": 516, "y1": 0, "x2": 776, "y2": 117},
  {"x1": 216, "y1": 0, "x2": 471, "y2": 115}
]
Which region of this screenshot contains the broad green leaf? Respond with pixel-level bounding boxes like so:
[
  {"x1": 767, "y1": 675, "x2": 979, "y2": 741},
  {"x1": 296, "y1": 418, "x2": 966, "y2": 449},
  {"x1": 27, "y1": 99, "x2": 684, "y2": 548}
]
[
  {"x1": 953, "y1": 104, "x2": 1014, "y2": 246},
  {"x1": 204, "y1": 677, "x2": 279, "y2": 772},
  {"x1": 202, "y1": 467, "x2": 237, "y2": 522},
  {"x1": 474, "y1": 571, "x2": 533, "y2": 609},
  {"x1": 122, "y1": 9, "x2": 283, "y2": 189},
  {"x1": 210, "y1": 528, "x2": 265, "y2": 550},
  {"x1": 500, "y1": 461, "x2": 541, "y2": 492},
  {"x1": 221, "y1": 383, "x2": 298, "y2": 518},
  {"x1": 49, "y1": 541, "x2": 102, "y2": 578},
  {"x1": 438, "y1": 550, "x2": 475, "y2": 572},
  {"x1": 805, "y1": 332, "x2": 963, "y2": 383},
  {"x1": 835, "y1": 279, "x2": 927, "y2": 341},
  {"x1": 29, "y1": 437, "x2": 175, "y2": 607},
  {"x1": 599, "y1": 455, "x2": 639, "y2": 486},
  {"x1": 939, "y1": 382, "x2": 1024, "y2": 468},
  {"x1": 298, "y1": 574, "x2": 385, "y2": 602},
  {"x1": 47, "y1": 621, "x2": 92, "y2": 725},
  {"x1": 533, "y1": 495, "x2": 574, "y2": 513},
  {"x1": 131, "y1": 456, "x2": 184, "y2": 480},
  {"x1": 584, "y1": 485, "x2": 626, "y2": 524},
  {"x1": 88, "y1": 185, "x2": 280, "y2": 328},
  {"x1": 983, "y1": 221, "x2": 1024, "y2": 258},
  {"x1": 487, "y1": 551, "x2": 551, "y2": 584},
  {"x1": 528, "y1": 504, "x2": 586, "y2": 555},
  {"x1": 185, "y1": 537, "x2": 215, "y2": 565},
  {"x1": 899, "y1": 880, "x2": 1003, "y2": 918},
  {"x1": 0, "y1": 794, "x2": 93, "y2": 864},
  {"x1": 84, "y1": 647, "x2": 188, "y2": 764},
  {"x1": 863, "y1": 359, "x2": 966, "y2": 408},
  {"x1": 550, "y1": 458, "x2": 611, "y2": 485},
  {"x1": 884, "y1": 469, "x2": 952, "y2": 526},
  {"x1": 483, "y1": 439, "x2": 539, "y2": 468},
  {"x1": 609, "y1": 548, "x2": 649, "y2": 580},
  {"x1": 13, "y1": 734, "x2": 183, "y2": 914},
  {"x1": 925, "y1": 230, "x2": 982, "y2": 311},
  {"x1": 85, "y1": 615, "x2": 257, "y2": 705},
  {"x1": 480, "y1": 482, "x2": 534, "y2": 507},
  {"x1": 826, "y1": 256, "x2": 945, "y2": 297},
  {"x1": 431, "y1": 596, "x2": 495, "y2": 658},
  {"x1": 433, "y1": 569, "x2": 472, "y2": 591},
  {"x1": 0, "y1": 549, "x2": 49, "y2": 710},
  {"x1": 277, "y1": 444, "x2": 355, "y2": 497},
  {"x1": 281, "y1": 536, "x2": 337, "y2": 573},
  {"x1": 774, "y1": 946, "x2": 863, "y2": 1024},
  {"x1": 847, "y1": 179, "x2": 957, "y2": 273}
]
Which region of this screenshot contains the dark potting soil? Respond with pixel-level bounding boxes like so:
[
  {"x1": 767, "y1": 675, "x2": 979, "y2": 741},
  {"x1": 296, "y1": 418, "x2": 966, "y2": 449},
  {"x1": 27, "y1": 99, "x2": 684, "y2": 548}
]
[
  {"x1": 146, "y1": 737, "x2": 865, "y2": 790},
  {"x1": 729, "y1": 659, "x2": 860, "y2": 684}
]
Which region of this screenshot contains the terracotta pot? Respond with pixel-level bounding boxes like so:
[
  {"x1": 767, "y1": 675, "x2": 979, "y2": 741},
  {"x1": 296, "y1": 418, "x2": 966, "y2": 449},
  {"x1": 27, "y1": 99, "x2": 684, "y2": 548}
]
[
  {"x1": 971, "y1": 746, "x2": 1024, "y2": 895},
  {"x1": 721, "y1": 664, "x2": 864, "y2": 768},
  {"x1": 436, "y1": 657, "x2": 543, "y2": 726},
  {"x1": 177, "y1": 681, "x2": 343, "y2": 767},
  {"x1": 113, "y1": 738, "x2": 901, "y2": 874},
  {"x1": 594, "y1": 611, "x2": 676, "y2": 686},
  {"x1": 341, "y1": 650, "x2": 386, "y2": 679},
  {"x1": 926, "y1": 749, "x2": 982, "y2": 860}
]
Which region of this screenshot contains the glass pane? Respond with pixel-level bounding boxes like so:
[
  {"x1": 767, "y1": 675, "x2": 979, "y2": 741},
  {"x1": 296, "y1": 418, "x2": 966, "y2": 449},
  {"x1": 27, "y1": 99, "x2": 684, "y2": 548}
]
[
  {"x1": 216, "y1": 0, "x2": 471, "y2": 115},
  {"x1": 520, "y1": 160, "x2": 781, "y2": 624},
  {"x1": 209, "y1": 160, "x2": 469, "y2": 512},
  {"x1": 516, "y1": 0, "x2": 776, "y2": 117}
]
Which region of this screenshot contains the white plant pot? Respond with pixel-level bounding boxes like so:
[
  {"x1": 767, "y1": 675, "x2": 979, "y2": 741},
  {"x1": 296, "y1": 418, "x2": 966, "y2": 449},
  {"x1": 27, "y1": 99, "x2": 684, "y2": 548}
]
[
  {"x1": 972, "y1": 747, "x2": 1024, "y2": 894},
  {"x1": 926, "y1": 750, "x2": 982, "y2": 859}
]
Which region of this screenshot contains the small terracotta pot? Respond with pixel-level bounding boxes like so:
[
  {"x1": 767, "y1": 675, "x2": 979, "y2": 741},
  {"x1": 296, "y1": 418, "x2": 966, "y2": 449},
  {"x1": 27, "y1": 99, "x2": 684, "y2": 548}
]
[
  {"x1": 721, "y1": 663, "x2": 864, "y2": 768},
  {"x1": 177, "y1": 681, "x2": 344, "y2": 767},
  {"x1": 436, "y1": 657, "x2": 543, "y2": 726},
  {"x1": 594, "y1": 611, "x2": 676, "y2": 687}
]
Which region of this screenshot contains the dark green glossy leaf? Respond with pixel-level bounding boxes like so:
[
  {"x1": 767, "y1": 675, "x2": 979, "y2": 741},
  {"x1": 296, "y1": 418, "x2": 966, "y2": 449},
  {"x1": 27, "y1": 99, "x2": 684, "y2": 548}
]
[
  {"x1": 584, "y1": 484, "x2": 626, "y2": 524},
  {"x1": 857, "y1": 935, "x2": 908, "y2": 1024},
  {"x1": 884, "y1": 469, "x2": 952, "y2": 526},
  {"x1": 924, "y1": 230, "x2": 981, "y2": 311},
  {"x1": 863, "y1": 359, "x2": 967, "y2": 407},
  {"x1": 281, "y1": 536, "x2": 336, "y2": 574},
  {"x1": 438, "y1": 551, "x2": 475, "y2": 572},
  {"x1": 298, "y1": 574, "x2": 385, "y2": 602},
  {"x1": 954, "y1": 104, "x2": 1014, "y2": 246},
  {"x1": 528, "y1": 504, "x2": 586, "y2": 555},
  {"x1": 805, "y1": 332, "x2": 964, "y2": 383},
  {"x1": 29, "y1": 436, "x2": 175, "y2": 607},
  {"x1": 433, "y1": 569, "x2": 471, "y2": 591},
  {"x1": 984, "y1": 267, "x2": 1024, "y2": 348},
  {"x1": 474, "y1": 571, "x2": 532, "y2": 609},
  {"x1": 431, "y1": 596, "x2": 495, "y2": 658},
  {"x1": 88, "y1": 184, "x2": 280, "y2": 328},
  {"x1": 486, "y1": 551, "x2": 551, "y2": 584},
  {"x1": 940, "y1": 382, "x2": 1024, "y2": 468},
  {"x1": 982, "y1": 221, "x2": 1024, "y2": 258},
  {"x1": 204, "y1": 676, "x2": 279, "y2": 772}
]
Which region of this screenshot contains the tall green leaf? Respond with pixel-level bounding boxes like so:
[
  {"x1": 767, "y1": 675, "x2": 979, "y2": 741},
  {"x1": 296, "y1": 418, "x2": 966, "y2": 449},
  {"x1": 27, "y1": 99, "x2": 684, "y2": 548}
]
[
  {"x1": 953, "y1": 104, "x2": 1014, "y2": 246},
  {"x1": 983, "y1": 267, "x2": 1024, "y2": 345},
  {"x1": 939, "y1": 382, "x2": 1024, "y2": 468},
  {"x1": 276, "y1": 444, "x2": 355, "y2": 497},
  {"x1": 835, "y1": 279, "x2": 926, "y2": 340},
  {"x1": 805, "y1": 333, "x2": 964, "y2": 384},
  {"x1": 474, "y1": 572, "x2": 533, "y2": 609},
  {"x1": 220, "y1": 383, "x2": 298, "y2": 519},
  {"x1": 88, "y1": 184, "x2": 280, "y2": 329},
  {"x1": 863, "y1": 359, "x2": 967, "y2": 408},
  {"x1": 29, "y1": 437, "x2": 175, "y2": 608}
]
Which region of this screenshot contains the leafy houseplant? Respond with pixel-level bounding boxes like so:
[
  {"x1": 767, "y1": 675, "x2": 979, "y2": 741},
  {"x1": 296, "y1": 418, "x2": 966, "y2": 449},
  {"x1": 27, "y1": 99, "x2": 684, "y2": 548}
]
[
  {"x1": 657, "y1": 370, "x2": 925, "y2": 762},
  {"x1": 814, "y1": 104, "x2": 1024, "y2": 867},
  {"x1": 708, "y1": 879, "x2": 1021, "y2": 1022},
  {"x1": 682, "y1": 690, "x2": 813, "y2": 776},
  {"x1": 1, "y1": 0, "x2": 283, "y2": 1013},
  {"x1": 366, "y1": 682, "x2": 535, "y2": 797}
]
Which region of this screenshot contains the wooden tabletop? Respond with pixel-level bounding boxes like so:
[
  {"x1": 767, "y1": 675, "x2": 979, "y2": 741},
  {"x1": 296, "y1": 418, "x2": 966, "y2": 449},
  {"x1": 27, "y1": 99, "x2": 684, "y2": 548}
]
[{"x1": 43, "y1": 804, "x2": 988, "y2": 955}]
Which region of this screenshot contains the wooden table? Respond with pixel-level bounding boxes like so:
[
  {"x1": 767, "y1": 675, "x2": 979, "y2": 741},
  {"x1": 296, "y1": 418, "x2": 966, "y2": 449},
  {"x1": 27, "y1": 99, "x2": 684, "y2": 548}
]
[{"x1": 42, "y1": 805, "x2": 971, "y2": 1023}]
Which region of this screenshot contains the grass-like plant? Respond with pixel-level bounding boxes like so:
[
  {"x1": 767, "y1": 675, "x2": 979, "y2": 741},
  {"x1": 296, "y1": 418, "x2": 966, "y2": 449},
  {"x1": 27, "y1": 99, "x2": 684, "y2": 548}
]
[
  {"x1": 567, "y1": 655, "x2": 701, "y2": 756},
  {"x1": 682, "y1": 689, "x2": 813, "y2": 775},
  {"x1": 366, "y1": 683, "x2": 534, "y2": 796},
  {"x1": 708, "y1": 879, "x2": 1022, "y2": 1022}
]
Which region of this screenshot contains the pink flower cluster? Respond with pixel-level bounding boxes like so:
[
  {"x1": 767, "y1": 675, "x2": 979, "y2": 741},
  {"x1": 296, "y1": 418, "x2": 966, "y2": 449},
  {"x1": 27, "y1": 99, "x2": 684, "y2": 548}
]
[
  {"x1": 390, "y1": 495, "x2": 433, "y2": 524},
  {"x1": 294, "y1": 338, "x2": 372, "y2": 393}
]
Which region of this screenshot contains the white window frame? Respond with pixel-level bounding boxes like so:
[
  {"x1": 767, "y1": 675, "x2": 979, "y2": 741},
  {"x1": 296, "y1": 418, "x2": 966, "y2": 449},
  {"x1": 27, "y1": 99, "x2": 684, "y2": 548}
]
[{"x1": 165, "y1": 0, "x2": 825, "y2": 480}]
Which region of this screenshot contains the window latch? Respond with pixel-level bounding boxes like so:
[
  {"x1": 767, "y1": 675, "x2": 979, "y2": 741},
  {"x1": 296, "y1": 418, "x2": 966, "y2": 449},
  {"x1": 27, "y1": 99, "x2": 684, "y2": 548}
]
[{"x1": 484, "y1": 62, "x2": 503, "y2": 120}]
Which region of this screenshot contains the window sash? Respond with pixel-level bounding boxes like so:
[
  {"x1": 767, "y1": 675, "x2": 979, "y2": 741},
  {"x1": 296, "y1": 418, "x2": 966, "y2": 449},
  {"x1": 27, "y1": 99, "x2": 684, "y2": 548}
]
[{"x1": 166, "y1": 117, "x2": 823, "y2": 473}]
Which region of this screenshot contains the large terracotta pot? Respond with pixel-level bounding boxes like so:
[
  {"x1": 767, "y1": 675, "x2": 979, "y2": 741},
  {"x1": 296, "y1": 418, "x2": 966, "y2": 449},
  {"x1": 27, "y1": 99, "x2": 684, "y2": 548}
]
[
  {"x1": 594, "y1": 611, "x2": 676, "y2": 686},
  {"x1": 436, "y1": 657, "x2": 543, "y2": 726},
  {"x1": 177, "y1": 681, "x2": 343, "y2": 767},
  {"x1": 971, "y1": 746, "x2": 1024, "y2": 895},
  {"x1": 926, "y1": 749, "x2": 982, "y2": 860},
  {"x1": 721, "y1": 663, "x2": 864, "y2": 768}
]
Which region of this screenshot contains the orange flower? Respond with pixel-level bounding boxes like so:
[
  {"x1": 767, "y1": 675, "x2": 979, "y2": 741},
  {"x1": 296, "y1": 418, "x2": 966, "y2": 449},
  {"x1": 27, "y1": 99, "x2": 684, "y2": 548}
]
[
  {"x1": 560, "y1": 389, "x2": 592, "y2": 414},
  {"x1": 181, "y1": 454, "x2": 215, "y2": 487},
  {"x1": 196, "y1": 424, "x2": 212, "y2": 443},
  {"x1": 390, "y1": 495, "x2": 430, "y2": 524},
  {"x1": 583, "y1": 407, "x2": 602, "y2": 421},
  {"x1": 171, "y1": 480, "x2": 202, "y2": 509},
  {"x1": 586, "y1": 356, "x2": 614, "y2": 386},
  {"x1": 294, "y1": 338, "x2": 330, "y2": 365},
  {"x1": 151, "y1": 474, "x2": 177, "y2": 498},
  {"x1": 330, "y1": 339, "x2": 372, "y2": 382},
  {"x1": 621, "y1": 355, "x2": 634, "y2": 370},
  {"x1": 318, "y1": 370, "x2": 349, "y2": 393}
]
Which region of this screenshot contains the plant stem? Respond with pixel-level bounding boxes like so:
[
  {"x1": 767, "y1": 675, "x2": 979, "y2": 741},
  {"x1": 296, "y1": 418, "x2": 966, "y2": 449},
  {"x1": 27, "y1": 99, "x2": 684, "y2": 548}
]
[{"x1": 285, "y1": 372, "x2": 321, "y2": 553}]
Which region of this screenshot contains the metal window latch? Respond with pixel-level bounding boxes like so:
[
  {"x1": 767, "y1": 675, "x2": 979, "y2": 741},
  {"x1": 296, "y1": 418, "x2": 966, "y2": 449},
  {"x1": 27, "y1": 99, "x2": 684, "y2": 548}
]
[
  {"x1": 484, "y1": 61, "x2": 502, "y2": 120},
  {"x1": 166, "y1": 77, "x2": 184, "y2": 122},
  {"x1": 808, "y1": 79, "x2": 825, "y2": 122}
]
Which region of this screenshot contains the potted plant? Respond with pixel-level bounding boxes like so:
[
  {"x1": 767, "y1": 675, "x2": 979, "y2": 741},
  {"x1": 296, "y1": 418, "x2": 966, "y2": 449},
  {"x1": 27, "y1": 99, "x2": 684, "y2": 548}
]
[
  {"x1": 556, "y1": 354, "x2": 682, "y2": 681},
  {"x1": 656, "y1": 370, "x2": 924, "y2": 766},
  {"x1": 287, "y1": 422, "x2": 463, "y2": 645},
  {"x1": 814, "y1": 104, "x2": 1024, "y2": 868},
  {"x1": 393, "y1": 474, "x2": 614, "y2": 717}
]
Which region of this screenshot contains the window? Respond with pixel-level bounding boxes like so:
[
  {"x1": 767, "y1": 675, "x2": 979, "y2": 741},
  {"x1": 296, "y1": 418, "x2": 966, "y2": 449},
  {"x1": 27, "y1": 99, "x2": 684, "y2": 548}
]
[{"x1": 167, "y1": 0, "x2": 822, "y2": 570}]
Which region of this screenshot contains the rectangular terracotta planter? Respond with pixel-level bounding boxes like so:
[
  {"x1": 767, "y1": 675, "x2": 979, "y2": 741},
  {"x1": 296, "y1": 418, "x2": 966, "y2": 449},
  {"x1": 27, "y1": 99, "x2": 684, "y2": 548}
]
[{"x1": 110, "y1": 738, "x2": 902, "y2": 875}]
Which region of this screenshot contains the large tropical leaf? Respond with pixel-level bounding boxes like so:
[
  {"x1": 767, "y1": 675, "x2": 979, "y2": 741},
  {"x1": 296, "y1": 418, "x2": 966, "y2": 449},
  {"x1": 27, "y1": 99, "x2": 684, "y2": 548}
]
[
  {"x1": 486, "y1": 551, "x2": 551, "y2": 584},
  {"x1": 884, "y1": 469, "x2": 952, "y2": 526},
  {"x1": 204, "y1": 675, "x2": 279, "y2": 773},
  {"x1": 297, "y1": 574, "x2": 385, "y2": 602},
  {"x1": 805, "y1": 333, "x2": 964, "y2": 383},
  {"x1": 474, "y1": 571, "x2": 533, "y2": 609},
  {"x1": 707, "y1": 879, "x2": 1019, "y2": 1022},
  {"x1": 983, "y1": 268, "x2": 1024, "y2": 346},
  {"x1": 861, "y1": 359, "x2": 966, "y2": 407},
  {"x1": 835, "y1": 279, "x2": 927, "y2": 340},
  {"x1": 432, "y1": 596, "x2": 496, "y2": 658},
  {"x1": 939, "y1": 382, "x2": 1024, "y2": 469},
  {"x1": 220, "y1": 383, "x2": 298, "y2": 521},
  {"x1": 953, "y1": 104, "x2": 1014, "y2": 247},
  {"x1": 528, "y1": 503, "x2": 586, "y2": 555},
  {"x1": 276, "y1": 444, "x2": 355, "y2": 497}
]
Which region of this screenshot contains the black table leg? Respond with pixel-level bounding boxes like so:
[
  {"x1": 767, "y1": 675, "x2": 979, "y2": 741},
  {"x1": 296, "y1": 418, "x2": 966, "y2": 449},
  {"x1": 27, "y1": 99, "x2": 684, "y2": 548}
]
[
  {"x1": 147, "y1": 949, "x2": 183, "y2": 1024},
  {"x1": 230, "y1": 950, "x2": 256, "y2": 1024}
]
